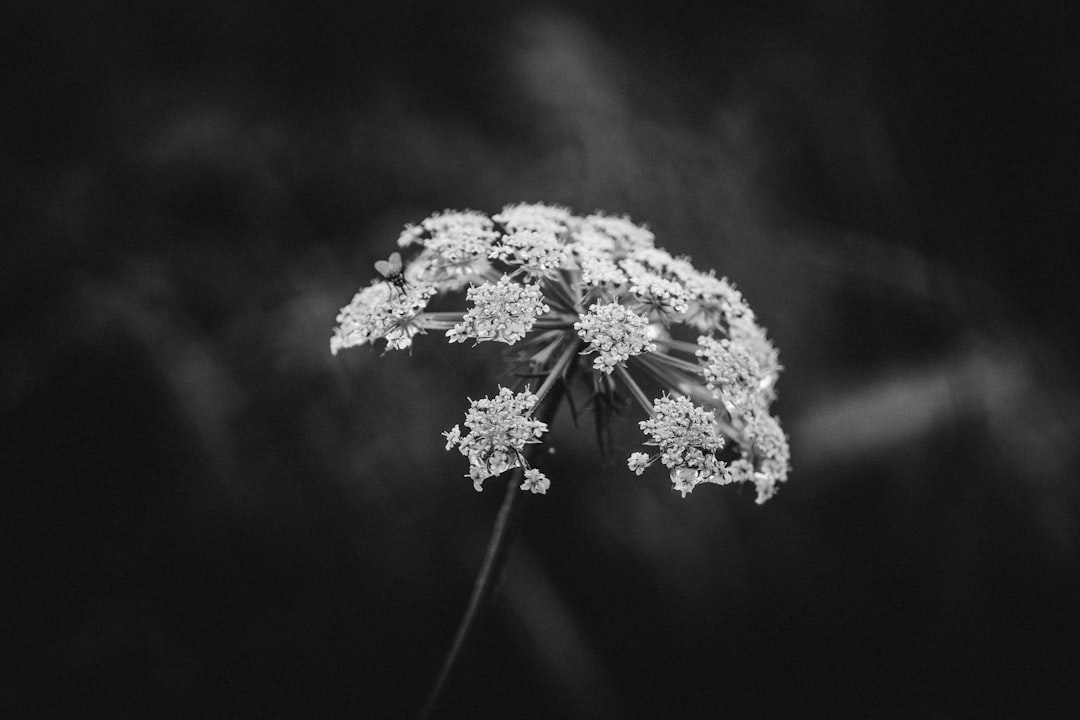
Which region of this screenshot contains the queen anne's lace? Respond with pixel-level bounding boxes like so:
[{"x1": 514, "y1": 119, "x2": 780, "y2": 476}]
[
  {"x1": 577, "y1": 251, "x2": 627, "y2": 287},
  {"x1": 635, "y1": 395, "x2": 726, "y2": 497},
  {"x1": 493, "y1": 202, "x2": 572, "y2": 237},
  {"x1": 330, "y1": 281, "x2": 437, "y2": 354},
  {"x1": 333, "y1": 203, "x2": 790, "y2": 500},
  {"x1": 489, "y1": 228, "x2": 568, "y2": 280},
  {"x1": 621, "y1": 259, "x2": 691, "y2": 316},
  {"x1": 574, "y1": 302, "x2": 656, "y2": 373},
  {"x1": 696, "y1": 335, "x2": 766, "y2": 419},
  {"x1": 520, "y1": 467, "x2": 552, "y2": 495},
  {"x1": 443, "y1": 387, "x2": 549, "y2": 492},
  {"x1": 448, "y1": 276, "x2": 549, "y2": 345},
  {"x1": 581, "y1": 213, "x2": 656, "y2": 251},
  {"x1": 742, "y1": 409, "x2": 790, "y2": 504}
]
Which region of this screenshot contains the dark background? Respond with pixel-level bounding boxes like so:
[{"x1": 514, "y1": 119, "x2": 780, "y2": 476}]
[{"x1": 4, "y1": 1, "x2": 1079, "y2": 718}]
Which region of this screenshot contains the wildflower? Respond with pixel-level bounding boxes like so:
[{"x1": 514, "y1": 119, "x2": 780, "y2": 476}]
[
  {"x1": 333, "y1": 203, "x2": 790, "y2": 501},
  {"x1": 489, "y1": 228, "x2": 568, "y2": 280},
  {"x1": 627, "y1": 452, "x2": 650, "y2": 475},
  {"x1": 675, "y1": 270, "x2": 731, "y2": 332},
  {"x1": 580, "y1": 212, "x2": 656, "y2": 251},
  {"x1": 742, "y1": 409, "x2": 790, "y2": 504},
  {"x1": 728, "y1": 316, "x2": 781, "y2": 398},
  {"x1": 443, "y1": 387, "x2": 549, "y2": 491},
  {"x1": 330, "y1": 281, "x2": 437, "y2": 353},
  {"x1": 635, "y1": 395, "x2": 726, "y2": 497},
  {"x1": 420, "y1": 209, "x2": 500, "y2": 243},
  {"x1": 576, "y1": 251, "x2": 628, "y2": 287},
  {"x1": 448, "y1": 276, "x2": 550, "y2": 345},
  {"x1": 621, "y1": 259, "x2": 691, "y2": 317},
  {"x1": 400, "y1": 210, "x2": 500, "y2": 290},
  {"x1": 696, "y1": 335, "x2": 766, "y2": 419},
  {"x1": 520, "y1": 468, "x2": 551, "y2": 495},
  {"x1": 575, "y1": 302, "x2": 656, "y2": 374},
  {"x1": 493, "y1": 202, "x2": 572, "y2": 237}
]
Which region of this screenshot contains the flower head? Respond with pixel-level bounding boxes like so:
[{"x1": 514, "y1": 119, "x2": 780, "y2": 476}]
[
  {"x1": 627, "y1": 452, "x2": 650, "y2": 475},
  {"x1": 574, "y1": 302, "x2": 656, "y2": 374},
  {"x1": 742, "y1": 409, "x2": 790, "y2": 504},
  {"x1": 493, "y1": 202, "x2": 572, "y2": 237},
  {"x1": 580, "y1": 212, "x2": 656, "y2": 252},
  {"x1": 333, "y1": 203, "x2": 790, "y2": 502},
  {"x1": 576, "y1": 251, "x2": 628, "y2": 287},
  {"x1": 696, "y1": 335, "x2": 767, "y2": 419},
  {"x1": 489, "y1": 228, "x2": 569, "y2": 281},
  {"x1": 621, "y1": 259, "x2": 691, "y2": 317},
  {"x1": 443, "y1": 387, "x2": 549, "y2": 491},
  {"x1": 448, "y1": 276, "x2": 550, "y2": 345},
  {"x1": 520, "y1": 468, "x2": 552, "y2": 495},
  {"x1": 635, "y1": 394, "x2": 726, "y2": 497},
  {"x1": 330, "y1": 281, "x2": 437, "y2": 353}
]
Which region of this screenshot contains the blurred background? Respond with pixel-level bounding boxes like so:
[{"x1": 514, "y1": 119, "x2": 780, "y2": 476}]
[{"x1": 4, "y1": 1, "x2": 1078, "y2": 717}]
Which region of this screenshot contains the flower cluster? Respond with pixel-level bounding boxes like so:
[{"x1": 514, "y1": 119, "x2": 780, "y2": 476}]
[
  {"x1": 448, "y1": 275, "x2": 549, "y2": 345},
  {"x1": 443, "y1": 387, "x2": 550, "y2": 492},
  {"x1": 331, "y1": 281, "x2": 437, "y2": 353},
  {"x1": 696, "y1": 335, "x2": 765, "y2": 418},
  {"x1": 630, "y1": 395, "x2": 726, "y2": 497},
  {"x1": 574, "y1": 302, "x2": 657, "y2": 373},
  {"x1": 332, "y1": 203, "x2": 790, "y2": 500}
]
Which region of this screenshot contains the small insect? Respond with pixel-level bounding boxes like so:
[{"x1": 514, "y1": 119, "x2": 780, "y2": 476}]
[{"x1": 374, "y1": 251, "x2": 409, "y2": 292}]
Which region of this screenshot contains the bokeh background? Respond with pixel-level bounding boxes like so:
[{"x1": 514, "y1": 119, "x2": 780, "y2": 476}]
[{"x1": 4, "y1": 1, "x2": 1078, "y2": 718}]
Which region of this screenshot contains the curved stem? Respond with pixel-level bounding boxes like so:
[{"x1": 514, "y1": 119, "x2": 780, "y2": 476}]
[
  {"x1": 417, "y1": 466, "x2": 523, "y2": 720},
  {"x1": 418, "y1": 389, "x2": 562, "y2": 720}
]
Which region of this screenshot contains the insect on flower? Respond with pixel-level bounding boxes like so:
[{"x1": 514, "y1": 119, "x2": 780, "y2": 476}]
[{"x1": 374, "y1": 251, "x2": 409, "y2": 292}]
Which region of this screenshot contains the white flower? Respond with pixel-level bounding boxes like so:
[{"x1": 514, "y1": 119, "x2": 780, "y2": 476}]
[
  {"x1": 637, "y1": 394, "x2": 725, "y2": 496},
  {"x1": 677, "y1": 270, "x2": 731, "y2": 332},
  {"x1": 448, "y1": 276, "x2": 550, "y2": 345},
  {"x1": 696, "y1": 335, "x2": 766, "y2": 419},
  {"x1": 333, "y1": 203, "x2": 790, "y2": 502},
  {"x1": 576, "y1": 250, "x2": 628, "y2": 287},
  {"x1": 627, "y1": 452, "x2": 651, "y2": 475},
  {"x1": 520, "y1": 468, "x2": 551, "y2": 494},
  {"x1": 728, "y1": 316, "x2": 781, "y2": 399},
  {"x1": 406, "y1": 211, "x2": 500, "y2": 289},
  {"x1": 575, "y1": 302, "x2": 657, "y2": 373},
  {"x1": 421, "y1": 209, "x2": 499, "y2": 242},
  {"x1": 330, "y1": 281, "x2": 437, "y2": 353},
  {"x1": 621, "y1": 259, "x2": 691, "y2": 316},
  {"x1": 581, "y1": 212, "x2": 656, "y2": 251},
  {"x1": 489, "y1": 228, "x2": 569, "y2": 280},
  {"x1": 444, "y1": 387, "x2": 549, "y2": 491},
  {"x1": 493, "y1": 202, "x2": 572, "y2": 237},
  {"x1": 742, "y1": 409, "x2": 790, "y2": 504}
]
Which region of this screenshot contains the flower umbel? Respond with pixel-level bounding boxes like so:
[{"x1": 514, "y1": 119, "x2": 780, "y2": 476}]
[
  {"x1": 332, "y1": 203, "x2": 790, "y2": 500},
  {"x1": 575, "y1": 302, "x2": 657, "y2": 374},
  {"x1": 635, "y1": 394, "x2": 726, "y2": 497},
  {"x1": 448, "y1": 275, "x2": 549, "y2": 345},
  {"x1": 330, "y1": 281, "x2": 437, "y2": 353},
  {"x1": 443, "y1": 387, "x2": 549, "y2": 492}
]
